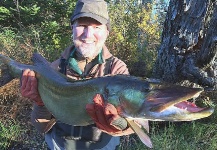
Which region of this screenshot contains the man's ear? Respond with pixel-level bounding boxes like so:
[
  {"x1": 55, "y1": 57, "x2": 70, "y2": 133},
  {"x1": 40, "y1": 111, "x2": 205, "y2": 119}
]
[{"x1": 71, "y1": 25, "x2": 74, "y2": 39}]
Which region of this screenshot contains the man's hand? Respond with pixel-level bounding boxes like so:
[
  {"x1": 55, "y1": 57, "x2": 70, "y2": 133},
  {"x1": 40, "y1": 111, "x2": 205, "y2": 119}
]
[
  {"x1": 86, "y1": 94, "x2": 134, "y2": 136},
  {"x1": 20, "y1": 69, "x2": 44, "y2": 106}
]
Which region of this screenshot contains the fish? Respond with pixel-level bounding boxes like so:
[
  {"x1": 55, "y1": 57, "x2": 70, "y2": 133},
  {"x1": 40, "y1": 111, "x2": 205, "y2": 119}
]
[{"x1": 0, "y1": 53, "x2": 214, "y2": 148}]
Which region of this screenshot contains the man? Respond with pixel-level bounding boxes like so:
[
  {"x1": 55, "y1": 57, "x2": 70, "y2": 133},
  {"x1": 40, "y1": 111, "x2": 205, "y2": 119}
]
[{"x1": 21, "y1": 0, "x2": 134, "y2": 149}]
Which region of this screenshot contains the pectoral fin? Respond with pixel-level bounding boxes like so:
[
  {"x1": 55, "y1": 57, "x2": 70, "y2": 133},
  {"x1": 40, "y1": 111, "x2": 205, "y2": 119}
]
[
  {"x1": 134, "y1": 119, "x2": 149, "y2": 133},
  {"x1": 126, "y1": 119, "x2": 153, "y2": 148}
]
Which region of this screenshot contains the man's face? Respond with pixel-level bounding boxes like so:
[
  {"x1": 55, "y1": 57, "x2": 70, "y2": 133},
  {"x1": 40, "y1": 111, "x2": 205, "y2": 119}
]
[{"x1": 72, "y1": 17, "x2": 109, "y2": 59}]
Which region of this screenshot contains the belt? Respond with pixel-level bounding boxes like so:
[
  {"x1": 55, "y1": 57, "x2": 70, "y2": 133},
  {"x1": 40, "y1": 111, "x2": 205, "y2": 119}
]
[{"x1": 54, "y1": 123, "x2": 103, "y2": 142}]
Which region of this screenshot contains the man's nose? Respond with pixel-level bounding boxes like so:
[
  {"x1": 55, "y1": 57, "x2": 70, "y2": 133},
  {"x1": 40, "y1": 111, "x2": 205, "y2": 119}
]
[{"x1": 84, "y1": 26, "x2": 94, "y2": 38}]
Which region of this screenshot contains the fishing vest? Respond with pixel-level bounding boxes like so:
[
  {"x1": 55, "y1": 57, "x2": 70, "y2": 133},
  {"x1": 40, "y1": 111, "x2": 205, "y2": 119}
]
[{"x1": 50, "y1": 48, "x2": 117, "y2": 149}]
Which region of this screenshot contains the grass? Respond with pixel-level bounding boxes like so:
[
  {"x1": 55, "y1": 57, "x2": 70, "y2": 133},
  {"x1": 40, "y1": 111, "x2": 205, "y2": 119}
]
[
  {"x1": 1, "y1": 117, "x2": 217, "y2": 150},
  {"x1": 0, "y1": 79, "x2": 47, "y2": 149},
  {"x1": 150, "y1": 121, "x2": 217, "y2": 150},
  {"x1": 118, "y1": 120, "x2": 217, "y2": 150},
  {"x1": 0, "y1": 120, "x2": 21, "y2": 149}
]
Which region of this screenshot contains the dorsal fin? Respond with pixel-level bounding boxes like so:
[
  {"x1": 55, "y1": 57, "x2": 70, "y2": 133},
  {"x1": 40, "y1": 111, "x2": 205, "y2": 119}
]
[
  {"x1": 31, "y1": 53, "x2": 68, "y2": 83},
  {"x1": 32, "y1": 53, "x2": 51, "y2": 67}
]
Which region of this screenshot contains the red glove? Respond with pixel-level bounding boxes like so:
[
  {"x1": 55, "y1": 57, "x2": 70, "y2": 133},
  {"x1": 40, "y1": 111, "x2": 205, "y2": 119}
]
[
  {"x1": 86, "y1": 94, "x2": 134, "y2": 136},
  {"x1": 20, "y1": 69, "x2": 44, "y2": 106}
]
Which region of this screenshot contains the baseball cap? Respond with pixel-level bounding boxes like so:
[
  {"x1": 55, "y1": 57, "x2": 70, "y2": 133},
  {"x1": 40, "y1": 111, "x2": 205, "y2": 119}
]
[{"x1": 71, "y1": 0, "x2": 110, "y2": 25}]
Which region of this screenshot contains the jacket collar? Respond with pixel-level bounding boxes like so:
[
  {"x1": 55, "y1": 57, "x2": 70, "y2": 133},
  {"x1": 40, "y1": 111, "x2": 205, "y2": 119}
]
[{"x1": 62, "y1": 45, "x2": 112, "y2": 78}]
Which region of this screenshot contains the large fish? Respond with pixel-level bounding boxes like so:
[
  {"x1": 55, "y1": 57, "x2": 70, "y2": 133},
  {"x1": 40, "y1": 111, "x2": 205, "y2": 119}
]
[{"x1": 0, "y1": 53, "x2": 214, "y2": 148}]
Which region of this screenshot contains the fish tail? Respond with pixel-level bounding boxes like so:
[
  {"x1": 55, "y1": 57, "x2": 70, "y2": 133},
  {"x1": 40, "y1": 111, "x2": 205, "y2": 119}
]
[
  {"x1": 0, "y1": 54, "x2": 33, "y2": 86},
  {"x1": 0, "y1": 54, "x2": 15, "y2": 86}
]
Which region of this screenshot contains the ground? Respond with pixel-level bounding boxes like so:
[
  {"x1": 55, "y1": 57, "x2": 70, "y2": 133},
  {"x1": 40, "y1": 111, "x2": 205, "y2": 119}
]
[{"x1": 0, "y1": 79, "x2": 47, "y2": 150}]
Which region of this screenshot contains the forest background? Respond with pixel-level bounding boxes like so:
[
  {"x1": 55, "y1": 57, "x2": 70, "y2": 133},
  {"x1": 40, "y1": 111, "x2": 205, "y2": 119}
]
[{"x1": 0, "y1": 0, "x2": 217, "y2": 150}]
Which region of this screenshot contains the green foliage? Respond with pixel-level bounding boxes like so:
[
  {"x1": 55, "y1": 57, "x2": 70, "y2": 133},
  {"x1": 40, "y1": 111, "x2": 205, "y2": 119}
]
[
  {"x1": 107, "y1": 0, "x2": 164, "y2": 77},
  {"x1": 0, "y1": 0, "x2": 76, "y2": 61},
  {"x1": 0, "y1": 6, "x2": 11, "y2": 21},
  {"x1": 0, "y1": 0, "x2": 166, "y2": 72},
  {"x1": 0, "y1": 121, "x2": 21, "y2": 149},
  {"x1": 0, "y1": 27, "x2": 16, "y2": 47},
  {"x1": 0, "y1": 27, "x2": 35, "y2": 63}
]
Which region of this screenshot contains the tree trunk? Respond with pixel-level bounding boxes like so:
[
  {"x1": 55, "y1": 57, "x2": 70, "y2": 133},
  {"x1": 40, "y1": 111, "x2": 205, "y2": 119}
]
[{"x1": 153, "y1": 0, "x2": 217, "y2": 90}]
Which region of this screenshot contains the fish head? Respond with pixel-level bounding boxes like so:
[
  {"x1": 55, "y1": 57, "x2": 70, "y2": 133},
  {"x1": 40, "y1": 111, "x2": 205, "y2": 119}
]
[
  {"x1": 104, "y1": 76, "x2": 214, "y2": 121},
  {"x1": 138, "y1": 84, "x2": 214, "y2": 121},
  {"x1": 104, "y1": 76, "x2": 149, "y2": 116}
]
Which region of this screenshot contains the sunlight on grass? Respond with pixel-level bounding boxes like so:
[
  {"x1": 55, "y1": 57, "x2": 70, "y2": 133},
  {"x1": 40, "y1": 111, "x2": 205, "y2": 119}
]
[
  {"x1": 151, "y1": 121, "x2": 217, "y2": 150},
  {"x1": 119, "y1": 120, "x2": 217, "y2": 150}
]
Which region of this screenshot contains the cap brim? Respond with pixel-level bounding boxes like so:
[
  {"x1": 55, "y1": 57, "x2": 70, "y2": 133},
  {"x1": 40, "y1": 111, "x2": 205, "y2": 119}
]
[{"x1": 71, "y1": 13, "x2": 108, "y2": 24}]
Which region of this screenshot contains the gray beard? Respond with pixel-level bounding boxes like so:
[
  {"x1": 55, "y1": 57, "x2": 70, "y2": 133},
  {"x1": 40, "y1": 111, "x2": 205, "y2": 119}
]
[{"x1": 76, "y1": 46, "x2": 101, "y2": 59}]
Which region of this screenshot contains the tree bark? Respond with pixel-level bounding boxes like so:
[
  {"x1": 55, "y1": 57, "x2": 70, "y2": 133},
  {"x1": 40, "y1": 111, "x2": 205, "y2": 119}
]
[{"x1": 153, "y1": 0, "x2": 217, "y2": 90}]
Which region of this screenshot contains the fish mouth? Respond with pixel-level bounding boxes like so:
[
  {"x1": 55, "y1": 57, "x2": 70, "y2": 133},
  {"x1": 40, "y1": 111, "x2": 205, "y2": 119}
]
[
  {"x1": 149, "y1": 87, "x2": 204, "y2": 112},
  {"x1": 143, "y1": 86, "x2": 214, "y2": 121},
  {"x1": 174, "y1": 101, "x2": 204, "y2": 112}
]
